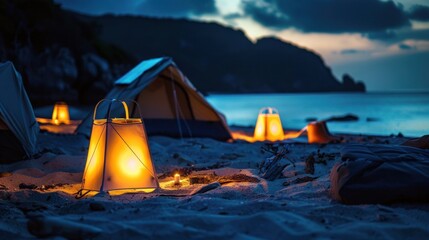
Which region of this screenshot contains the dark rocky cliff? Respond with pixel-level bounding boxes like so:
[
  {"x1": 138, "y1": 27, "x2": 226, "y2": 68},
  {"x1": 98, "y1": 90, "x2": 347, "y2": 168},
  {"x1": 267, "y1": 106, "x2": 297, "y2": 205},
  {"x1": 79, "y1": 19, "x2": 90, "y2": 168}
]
[
  {"x1": 0, "y1": 0, "x2": 365, "y2": 105},
  {"x1": 88, "y1": 14, "x2": 365, "y2": 93}
]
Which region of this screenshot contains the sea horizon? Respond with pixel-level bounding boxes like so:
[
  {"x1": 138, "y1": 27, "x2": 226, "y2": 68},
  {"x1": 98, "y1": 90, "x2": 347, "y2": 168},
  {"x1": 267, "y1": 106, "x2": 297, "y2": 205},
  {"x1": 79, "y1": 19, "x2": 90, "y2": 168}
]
[{"x1": 207, "y1": 92, "x2": 429, "y2": 137}]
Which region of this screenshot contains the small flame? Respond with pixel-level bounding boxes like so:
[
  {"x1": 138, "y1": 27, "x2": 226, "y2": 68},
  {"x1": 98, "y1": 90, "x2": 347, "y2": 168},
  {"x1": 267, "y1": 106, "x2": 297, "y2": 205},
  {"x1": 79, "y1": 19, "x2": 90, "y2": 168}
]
[{"x1": 174, "y1": 173, "x2": 180, "y2": 185}]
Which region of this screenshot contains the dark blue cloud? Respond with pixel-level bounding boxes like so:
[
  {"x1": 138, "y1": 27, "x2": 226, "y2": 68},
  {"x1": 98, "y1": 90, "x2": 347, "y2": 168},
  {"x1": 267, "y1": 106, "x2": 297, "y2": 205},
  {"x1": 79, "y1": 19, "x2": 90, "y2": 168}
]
[
  {"x1": 55, "y1": 0, "x2": 217, "y2": 17},
  {"x1": 137, "y1": 0, "x2": 217, "y2": 18},
  {"x1": 340, "y1": 49, "x2": 368, "y2": 55},
  {"x1": 55, "y1": 0, "x2": 141, "y2": 15},
  {"x1": 365, "y1": 31, "x2": 397, "y2": 40},
  {"x1": 243, "y1": 0, "x2": 410, "y2": 33},
  {"x1": 398, "y1": 43, "x2": 415, "y2": 50},
  {"x1": 366, "y1": 28, "x2": 429, "y2": 43},
  {"x1": 408, "y1": 5, "x2": 429, "y2": 21},
  {"x1": 243, "y1": 1, "x2": 289, "y2": 29}
]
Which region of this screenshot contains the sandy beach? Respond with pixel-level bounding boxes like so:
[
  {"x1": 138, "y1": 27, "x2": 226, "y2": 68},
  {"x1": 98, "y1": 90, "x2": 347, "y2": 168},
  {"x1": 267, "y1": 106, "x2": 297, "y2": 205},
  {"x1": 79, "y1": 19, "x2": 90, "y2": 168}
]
[
  {"x1": 2, "y1": 1, "x2": 429, "y2": 239},
  {"x1": 1, "y1": 126, "x2": 428, "y2": 239}
]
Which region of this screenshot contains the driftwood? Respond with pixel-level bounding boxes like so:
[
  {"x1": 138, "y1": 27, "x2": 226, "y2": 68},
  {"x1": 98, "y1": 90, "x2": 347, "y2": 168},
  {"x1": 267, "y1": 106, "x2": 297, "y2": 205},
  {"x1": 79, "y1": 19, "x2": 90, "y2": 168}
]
[
  {"x1": 283, "y1": 175, "x2": 319, "y2": 186},
  {"x1": 259, "y1": 144, "x2": 295, "y2": 181},
  {"x1": 305, "y1": 154, "x2": 315, "y2": 174},
  {"x1": 191, "y1": 182, "x2": 221, "y2": 195},
  {"x1": 261, "y1": 161, "x2": 289, "y2": 181},
  {"x1": 189, "y1": 173, "x2": 260, "y2": 185},
  {"x1": 218, "y1": 174, "x2": 260, "y2": 184}
]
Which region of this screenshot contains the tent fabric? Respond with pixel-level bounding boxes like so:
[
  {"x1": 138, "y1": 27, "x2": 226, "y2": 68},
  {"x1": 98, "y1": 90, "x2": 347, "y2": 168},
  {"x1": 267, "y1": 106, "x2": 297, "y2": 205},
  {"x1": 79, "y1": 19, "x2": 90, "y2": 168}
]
[
  {"x1": 330, "y1": 144, "x2": 429, "y2": 204},
  {"x1": 0, "y1": 61, "x2": 39, "y2": 158},
  {"x1": 77, "y1": 57, "x2": 232, "y2": 141},
  {"x1": 115, "y1": 57, "x2": 164, "y2": 85}
]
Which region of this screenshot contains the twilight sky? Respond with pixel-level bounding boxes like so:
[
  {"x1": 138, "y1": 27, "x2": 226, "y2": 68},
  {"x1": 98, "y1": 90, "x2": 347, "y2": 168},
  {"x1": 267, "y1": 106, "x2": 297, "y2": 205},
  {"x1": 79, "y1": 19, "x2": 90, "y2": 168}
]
[{"x1": 55, "y1": 0, "x2": 429, "y2": 91}]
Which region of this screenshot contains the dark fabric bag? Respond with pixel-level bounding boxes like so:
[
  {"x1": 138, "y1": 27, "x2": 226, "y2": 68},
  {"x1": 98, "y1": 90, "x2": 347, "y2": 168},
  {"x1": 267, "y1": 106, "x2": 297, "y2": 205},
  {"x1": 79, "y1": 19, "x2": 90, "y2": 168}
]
[{"x1": 330, "y1": 144, "x2": 429, "y2": 204}]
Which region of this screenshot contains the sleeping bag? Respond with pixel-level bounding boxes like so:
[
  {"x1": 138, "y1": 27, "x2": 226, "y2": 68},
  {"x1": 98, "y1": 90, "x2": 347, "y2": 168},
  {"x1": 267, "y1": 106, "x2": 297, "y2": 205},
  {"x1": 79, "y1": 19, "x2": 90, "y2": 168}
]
[{"x1": 330, "y1": 144, "x2": 429, "y2": 204}]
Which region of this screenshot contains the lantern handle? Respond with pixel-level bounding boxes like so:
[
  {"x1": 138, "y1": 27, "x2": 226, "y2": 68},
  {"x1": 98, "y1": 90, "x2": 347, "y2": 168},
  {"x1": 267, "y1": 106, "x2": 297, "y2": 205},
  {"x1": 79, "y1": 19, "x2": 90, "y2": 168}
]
[
  {"x1": 122, "y1": 99, "x2": 144, "y2": 120},
  {"x1": 259, "y1": 107, "x2": 278, "y2": 114},
  {"x1": 93, "y1": 99, "x2": 109, "y2": 121},
  {"x1": 93, "y1": 99, "x2": 133, "y2": 121}
]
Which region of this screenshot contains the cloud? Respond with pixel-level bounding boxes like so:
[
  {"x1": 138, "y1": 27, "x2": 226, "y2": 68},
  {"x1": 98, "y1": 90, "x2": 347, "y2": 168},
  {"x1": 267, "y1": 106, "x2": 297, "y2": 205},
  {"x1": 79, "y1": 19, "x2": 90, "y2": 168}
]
[
  {"x1": 137, "y1": 0, "x2": 217, "y2": 18},
  {"x1": 408, "y1": 5, "x2": 429, "y2": 21},
  {"x1": 365, "y1": 31, "x2": 397, "y2": 40},
  {"x1": 242, "y1": 0, "x2": 410, "y2": 33},
  {"x1": 55, "y1": 0, "x2": 143, "y2": 15},
  {"x1": 398, "y1": 43, "x2": 416, "y2": 50},
  {"x1": 340, "y1": 49, "x2": 368, "y2": 55},
  {"x1": 242, "y1": 1, "x2": 289, "y2": 29}
]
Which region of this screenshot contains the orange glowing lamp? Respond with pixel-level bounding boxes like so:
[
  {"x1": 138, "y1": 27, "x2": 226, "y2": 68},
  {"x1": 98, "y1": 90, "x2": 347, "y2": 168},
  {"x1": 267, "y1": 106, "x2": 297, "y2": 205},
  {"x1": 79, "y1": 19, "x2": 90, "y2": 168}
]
[
  {"x1": 307, "y1": 121, "x2": 334, "y2": 144},
  {"x1": 253, "y1": 107, "x2": 284, "y2": 142},
  {"x1": 52, "y1": 102, "x2": 70, "y2": 125},
  {"x1": 80, "y1": 99, "x2": 159, "y2": 195}
]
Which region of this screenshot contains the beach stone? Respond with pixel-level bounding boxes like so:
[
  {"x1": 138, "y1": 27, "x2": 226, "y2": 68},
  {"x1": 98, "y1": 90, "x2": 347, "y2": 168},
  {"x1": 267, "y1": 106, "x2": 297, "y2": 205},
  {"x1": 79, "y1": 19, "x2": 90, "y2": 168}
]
[
  {"x1": 19, "y1": 183, "x2": 37, "y2": 190},
  {"x1": 89, "y1": 202, "x2": 105, "y2": 211}
]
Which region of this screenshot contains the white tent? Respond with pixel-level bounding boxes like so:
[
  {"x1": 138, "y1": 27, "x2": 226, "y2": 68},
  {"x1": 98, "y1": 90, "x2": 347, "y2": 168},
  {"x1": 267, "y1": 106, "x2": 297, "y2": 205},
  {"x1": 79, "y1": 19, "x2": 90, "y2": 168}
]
[{"x1": 0, "y1": 61, "x2": 39, "y2": 159}]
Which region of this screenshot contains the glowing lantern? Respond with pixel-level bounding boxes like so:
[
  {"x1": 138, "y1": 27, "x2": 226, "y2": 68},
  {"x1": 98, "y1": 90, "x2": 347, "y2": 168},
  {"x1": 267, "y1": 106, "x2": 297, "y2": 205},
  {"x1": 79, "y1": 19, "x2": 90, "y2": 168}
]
[
  {"x1": 52, "y1": 102, "x2": 70, "y2": 125},
  {"x1": 253, "y1": 107, "x2": 284, "y2": 142},
  {"x1": 80, "y1": 99, "x2": 159, "y2": 195},
  {"x1": 307, "y1": 121, "x2": 334, "y2": 144}
]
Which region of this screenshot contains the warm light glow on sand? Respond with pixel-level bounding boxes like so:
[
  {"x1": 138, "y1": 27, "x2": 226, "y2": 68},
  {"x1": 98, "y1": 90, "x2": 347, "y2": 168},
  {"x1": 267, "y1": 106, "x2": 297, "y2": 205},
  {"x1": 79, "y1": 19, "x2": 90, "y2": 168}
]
[
  {"x1": 232, "y1": 130, "x2": 303, "y2": 143},
  {"x1": 159, "y1": 176, "x2": 191, "y2": 190}
]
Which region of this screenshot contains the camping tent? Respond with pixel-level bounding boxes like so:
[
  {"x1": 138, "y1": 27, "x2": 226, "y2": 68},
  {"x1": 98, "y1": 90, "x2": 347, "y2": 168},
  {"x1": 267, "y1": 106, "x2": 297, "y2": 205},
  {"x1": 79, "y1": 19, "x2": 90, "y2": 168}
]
[
  {"x1": 77, "y1": 57, "x2": 232, "y2": 141},
  {"x1": 0, "y1": 61, "x2": 39, "y2": 161}
]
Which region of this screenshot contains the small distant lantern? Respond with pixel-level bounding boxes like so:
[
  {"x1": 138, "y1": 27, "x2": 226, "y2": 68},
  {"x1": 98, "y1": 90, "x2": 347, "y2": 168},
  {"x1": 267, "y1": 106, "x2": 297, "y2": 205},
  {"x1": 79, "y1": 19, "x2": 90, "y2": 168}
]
[
  {"x1": 253, "y1": 107, "x2": 284, "y2": 142},
  {"x1": 80, "y1": 99, "x2": 159, "y2": 195},
  {"x1": 52, "y1": 102, "x2": 70, "y2": 125}
]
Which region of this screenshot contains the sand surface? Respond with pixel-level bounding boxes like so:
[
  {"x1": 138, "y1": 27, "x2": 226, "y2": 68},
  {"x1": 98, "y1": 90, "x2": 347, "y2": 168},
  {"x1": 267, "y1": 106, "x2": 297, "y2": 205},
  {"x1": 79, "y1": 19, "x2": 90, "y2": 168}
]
[{"x1": 0, "y1": 128, "x2": 428, "y2": 239}]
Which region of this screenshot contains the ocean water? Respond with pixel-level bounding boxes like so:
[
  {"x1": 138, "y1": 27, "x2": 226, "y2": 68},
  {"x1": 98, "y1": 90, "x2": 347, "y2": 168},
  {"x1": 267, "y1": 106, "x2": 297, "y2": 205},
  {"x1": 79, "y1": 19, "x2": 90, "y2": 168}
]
[{"x1": 206, "y1": 93, "x2": 429, "y2": 137}]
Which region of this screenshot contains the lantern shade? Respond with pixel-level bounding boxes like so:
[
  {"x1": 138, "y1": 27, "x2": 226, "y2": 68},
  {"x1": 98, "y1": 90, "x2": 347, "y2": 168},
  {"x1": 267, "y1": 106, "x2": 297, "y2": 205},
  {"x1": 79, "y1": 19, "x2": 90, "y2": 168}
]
[
  {"x1": 81, "y1": 100, "x2": 158, "y2": 194},
  {"x1": 52, "y1": 102, "x2": 70, "y2": 125},
  {"x1": 253, "y1": 107, "x2": 284, "y2": 142},
  {"x1": 307, "y1": 121, "x2": 334, "y2": 144}
]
